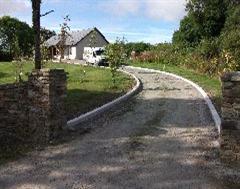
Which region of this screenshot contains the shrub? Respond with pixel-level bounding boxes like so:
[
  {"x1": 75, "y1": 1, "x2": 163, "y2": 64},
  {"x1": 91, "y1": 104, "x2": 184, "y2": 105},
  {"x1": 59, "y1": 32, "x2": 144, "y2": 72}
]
[
  {"x1": 196, "y1": 38, "x2": 220, "y2": 59},
  {"x1": 125, "y1": 42, "x2": 152, "y2": 57},
  {"x1": 105, "y1": 38, "x2": 127, "y2": 86},
  {"x1": 220, "y1": 28, "x2": 240, "y2": 67}
]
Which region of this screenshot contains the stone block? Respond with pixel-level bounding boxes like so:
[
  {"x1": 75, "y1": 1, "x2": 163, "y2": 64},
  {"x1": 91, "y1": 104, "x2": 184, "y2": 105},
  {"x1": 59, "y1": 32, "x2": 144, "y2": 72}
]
[
  {"x1": 222, "y1": 81, "x2": 234, "y2": 89},
  {"x1": 221, "y1": 72, "x2": 233, "y2": 82},
  {"x1": 231, "y1": 72, "x2": 240, "y2": 81}
]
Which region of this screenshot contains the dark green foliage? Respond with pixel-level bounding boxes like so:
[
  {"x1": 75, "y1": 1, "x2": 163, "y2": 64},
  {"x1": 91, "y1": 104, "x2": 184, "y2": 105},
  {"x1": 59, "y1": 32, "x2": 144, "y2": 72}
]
[
  {"x1": 170, "y1": 0, "x2": 240, "y2": 75},
  {"x1": 220, "y1": 28, "x2": 240, "y2": 64},
  {"x1": 219, "y1": 5, "x2": 240, "y2": 64},
  {"x1": 196, "y1": 38, "x2": 220, "y2": 59},
  {"x1": 0, "y1": 16, "x2": 34, "y2": 59},
  {"x1": 124, "y1": 42, "x2": 152, "y2": 56},
  {"x1": 172, "y1": 15, "x2": 202, "y2": 47},
  {"x1": 188, "y1": 0, "x2": 227, "y2": 38},
  {"x1": 173, "y1": 0, "x2": 227, "y2": 47},
  {"x1": 40, "y1": 27, "x2": 56, "y2": 42}
]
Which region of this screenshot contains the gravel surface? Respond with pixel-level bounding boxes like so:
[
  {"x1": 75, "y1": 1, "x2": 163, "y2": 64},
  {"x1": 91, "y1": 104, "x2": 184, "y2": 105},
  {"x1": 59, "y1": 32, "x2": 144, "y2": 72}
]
[{"x1": 0, "y1": 66, "x2": 239, "y2": 189}]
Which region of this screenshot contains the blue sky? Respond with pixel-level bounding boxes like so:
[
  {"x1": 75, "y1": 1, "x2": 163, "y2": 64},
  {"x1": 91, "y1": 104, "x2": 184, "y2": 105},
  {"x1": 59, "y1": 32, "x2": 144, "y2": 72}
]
[{"x1": 0, "y1": 0, "x2": 187, "y2": 44}]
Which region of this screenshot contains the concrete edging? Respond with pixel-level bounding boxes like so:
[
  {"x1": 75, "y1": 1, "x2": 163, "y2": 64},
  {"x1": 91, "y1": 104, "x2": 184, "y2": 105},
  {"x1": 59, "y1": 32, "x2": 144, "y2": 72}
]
[
  {"x1": 126, "y1": 65, "x2": 221, "y2": 134},
  {"x1": 67, "y1": 68, "x2": 141, "y2": 129}
]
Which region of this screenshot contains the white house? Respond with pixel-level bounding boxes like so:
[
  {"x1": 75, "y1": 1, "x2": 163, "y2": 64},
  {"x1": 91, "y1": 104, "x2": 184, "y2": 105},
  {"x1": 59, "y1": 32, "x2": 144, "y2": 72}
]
[{"x1": 46, "y1": 27, "x2": 109, "y2": 60}]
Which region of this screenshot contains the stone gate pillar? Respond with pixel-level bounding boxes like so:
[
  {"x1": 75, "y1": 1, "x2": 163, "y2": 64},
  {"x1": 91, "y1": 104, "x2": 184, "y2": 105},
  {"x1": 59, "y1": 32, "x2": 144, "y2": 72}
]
[
  {"x1": 28, "y1": 68, "x2": 67, "y2": 143},
  {"x1": 221, "y1": 72, "x2": 240, "y2": 162}
]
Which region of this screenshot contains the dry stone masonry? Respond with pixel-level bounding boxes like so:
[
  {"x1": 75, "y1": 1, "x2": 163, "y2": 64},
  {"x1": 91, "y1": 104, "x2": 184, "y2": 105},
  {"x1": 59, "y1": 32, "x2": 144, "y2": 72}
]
[
  {"x1": 28, "y1": 69, "x2": 67, "y2": 143},
  {"x1": 0, "y1": 82, "x2": 28, "y2": 145},
  {"x1": 221, "y1": 72, "x2": 240, "y2": 163},
  {"x1": 0, "y1": 69, "x2": 67, "y2": 145}
]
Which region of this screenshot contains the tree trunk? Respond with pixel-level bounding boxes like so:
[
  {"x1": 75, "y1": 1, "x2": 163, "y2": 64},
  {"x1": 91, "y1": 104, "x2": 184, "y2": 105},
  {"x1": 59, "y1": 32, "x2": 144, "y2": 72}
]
[{"x1": 32, "y1": 0, "x2": 41, "y2": 69}]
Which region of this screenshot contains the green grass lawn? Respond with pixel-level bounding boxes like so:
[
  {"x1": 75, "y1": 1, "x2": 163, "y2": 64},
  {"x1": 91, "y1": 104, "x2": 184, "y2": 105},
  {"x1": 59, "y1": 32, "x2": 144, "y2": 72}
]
[
  {"x1": 0, "y1": 62, "x2": 134, "y2": 119},
  {"x1": 129, "y1": 61, "x2": 222, "y2": 113}
]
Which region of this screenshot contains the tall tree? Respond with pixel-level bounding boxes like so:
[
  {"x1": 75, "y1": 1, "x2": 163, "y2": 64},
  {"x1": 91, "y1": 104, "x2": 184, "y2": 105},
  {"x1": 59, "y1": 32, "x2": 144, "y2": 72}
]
[
  {"x1": 0, "y1": 16, "x2": 34, "y2": 57},
  {"x1": 187, "y1": 0, "x2": 227, "y2": 38},
  {"x1": 32, "y1": 0, "x2": 41, "y2": 69},
  {"x1": 172, "y1": 14, "x2": 202, "y2": 46},
  {"x1": 173, "y1": 0, "x2": 227, "y2": 46}
]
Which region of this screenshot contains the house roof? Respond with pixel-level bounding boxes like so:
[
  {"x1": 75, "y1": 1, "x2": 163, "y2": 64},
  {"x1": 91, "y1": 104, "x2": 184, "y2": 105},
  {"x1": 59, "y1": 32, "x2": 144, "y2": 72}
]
[{"x1": 45, "y1": 27, "x2": 107, "y2": 47}]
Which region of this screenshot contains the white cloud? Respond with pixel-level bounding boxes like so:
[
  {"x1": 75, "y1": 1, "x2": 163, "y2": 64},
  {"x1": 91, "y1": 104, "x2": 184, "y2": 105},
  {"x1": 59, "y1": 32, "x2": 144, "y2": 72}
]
[
  {"x1": 99, "y1": 0, "x2": 186, "y2": 22},
  {"x1": 0, "y1": 0, "x2": 31, "y2": 16},
  {"x1": 144, "y1": 0, "x2": 186, "y2": 21},
  {"x1": 100, "y1": 0, "x2": 141, "y2": 16}
]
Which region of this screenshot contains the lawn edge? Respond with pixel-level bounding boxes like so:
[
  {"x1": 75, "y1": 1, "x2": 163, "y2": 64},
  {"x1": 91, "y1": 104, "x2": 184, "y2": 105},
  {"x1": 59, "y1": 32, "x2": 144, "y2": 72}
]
[
  {"x1": 66, "y1": 68, "x2": 141, "y2": 129},
  {"x1": 126, "y1": 65, "x2": 221, "y2": 134}
]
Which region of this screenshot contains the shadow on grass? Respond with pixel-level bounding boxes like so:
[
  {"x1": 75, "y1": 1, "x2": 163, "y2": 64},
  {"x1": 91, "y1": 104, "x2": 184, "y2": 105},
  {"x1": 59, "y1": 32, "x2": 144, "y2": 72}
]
[
  {"x1": 0, "y1": 88, "x2": 126, "y2": 165},
  {"x1": 0, "y1": 72, "x2": 11, "y2": 79},
  {"x1": 65, "y1": 88, "x2": 126, "y2": 120}
]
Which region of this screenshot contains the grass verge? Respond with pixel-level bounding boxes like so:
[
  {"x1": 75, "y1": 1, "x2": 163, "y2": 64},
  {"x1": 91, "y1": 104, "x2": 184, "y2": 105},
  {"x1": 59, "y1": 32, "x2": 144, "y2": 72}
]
[{"x1": 0, "y1": 61, "x2": 134, "y2": 120}]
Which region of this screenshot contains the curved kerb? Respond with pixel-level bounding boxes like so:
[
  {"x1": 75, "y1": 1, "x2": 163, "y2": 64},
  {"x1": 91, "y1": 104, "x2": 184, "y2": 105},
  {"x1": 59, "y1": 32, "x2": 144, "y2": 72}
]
[
  {"x1": 126, "y1": 65, "x2": 221, "y2": 134},
  {"x1": 67, "y1": 68, "x2": 141, "y2": 129}
]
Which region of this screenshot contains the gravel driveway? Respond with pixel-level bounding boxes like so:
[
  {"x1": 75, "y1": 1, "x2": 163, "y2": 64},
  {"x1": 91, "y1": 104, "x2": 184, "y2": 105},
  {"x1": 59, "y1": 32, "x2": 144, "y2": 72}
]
[{"x1": 0, "y1": 66, "x2": 238, "y2": 189}]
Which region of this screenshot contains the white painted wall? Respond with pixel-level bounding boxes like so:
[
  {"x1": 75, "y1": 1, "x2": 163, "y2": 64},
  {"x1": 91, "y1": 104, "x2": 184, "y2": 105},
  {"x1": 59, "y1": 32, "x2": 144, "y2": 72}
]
[
  {"x1": 69, "y1": 46, "x2": 76, "y2": 60},
  {"x1": 53, "y1": 30, "x2": 108, "y2": 60},
  {"x1": 54, "y1": 46, "x2": 76, "y2": 60},
  {"x1": 75, "y1": 31, "x2": 108, "y2": 60}
]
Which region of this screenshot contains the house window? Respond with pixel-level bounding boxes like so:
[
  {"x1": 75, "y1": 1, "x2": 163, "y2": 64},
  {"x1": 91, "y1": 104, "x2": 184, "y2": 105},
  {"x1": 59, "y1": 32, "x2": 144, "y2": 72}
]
[{"x1": 69, "y1": 47, "x2": 72, "y2": 55}]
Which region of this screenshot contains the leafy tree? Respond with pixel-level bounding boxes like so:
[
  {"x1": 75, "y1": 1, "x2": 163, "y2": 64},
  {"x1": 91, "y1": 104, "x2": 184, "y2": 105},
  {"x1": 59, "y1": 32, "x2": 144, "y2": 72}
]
[
  {"x1": 0, "y1": 16, "x2": 34, "y2": 58},
  {"x1": 173, "y1": 0, "x2": 227, "y2": 47},
  {"x1": 40, "y1": 27, "x2": 56, "y2": 42},
  {"x1": 172, "y1": 15, "x2": 202, "y2": 47},
  {"x1": 186, "y1": 0, "x2": 227, "y2": 38},
  {"x1": 104, "y1": 38, "x2": 127, "y2": 86}
]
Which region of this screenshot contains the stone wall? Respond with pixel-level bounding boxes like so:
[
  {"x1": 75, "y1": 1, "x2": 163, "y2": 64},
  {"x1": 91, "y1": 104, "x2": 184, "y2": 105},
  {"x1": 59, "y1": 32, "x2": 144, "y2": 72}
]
[
  {"x1": 0, "y1": 69, "x2": 67, "y2": 145},
  {"x1": 28, "y1": 69, "x2": 67, "y2": 143},
  {"x1": 0, "y1": 82, "x2": 28, "y2": 145},
  {"x1": 221, "y1": 72, "x2": 240, "y2": 162}
]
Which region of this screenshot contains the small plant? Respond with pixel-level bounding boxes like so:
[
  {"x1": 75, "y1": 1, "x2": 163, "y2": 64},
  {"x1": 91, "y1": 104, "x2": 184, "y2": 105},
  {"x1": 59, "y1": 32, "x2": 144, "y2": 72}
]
[
  {"x1": 104, "y1": 37, "x2": 127, "y2": 87},
  {"x1": 12, "y1": 61, "x2": 24, "y2": 83},
  {"x1": 40, "y1": 35, "x2": 48, "y2": 68},
  {"x1": 79, "y1": 69, "x2": 86, "y2": 83},
  {"x1": 58, "y1": 15, "x2": 71, "y2": 62},
  {"x1": 12, "y1": 34, "x2": 24, "y2": 83}
]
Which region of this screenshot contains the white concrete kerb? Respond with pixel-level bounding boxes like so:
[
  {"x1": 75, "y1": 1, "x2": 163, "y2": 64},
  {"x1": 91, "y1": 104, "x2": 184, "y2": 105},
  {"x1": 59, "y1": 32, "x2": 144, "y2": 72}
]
[
  {"x1": 126, "y1": 65, "x2": 221, "y2": 134},
  {"x1": 67, "y1": 67, "x2": 141, "y2": 129}
]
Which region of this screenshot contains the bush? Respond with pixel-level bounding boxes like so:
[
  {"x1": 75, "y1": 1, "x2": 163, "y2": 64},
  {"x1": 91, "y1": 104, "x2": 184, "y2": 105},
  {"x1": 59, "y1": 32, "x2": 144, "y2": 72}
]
[
  {"x1": 196, "y1": 38, "x2": 220, "y2": 59},
  {"x1": 125, "y1": 42, "x2": 152, "y2": 57},
  {"x1": 220, "y1": 28, "x2": 240, "y2": 67},
  {"x1": 104, "y1": 38, "x2": 127, "y2": 86}
]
